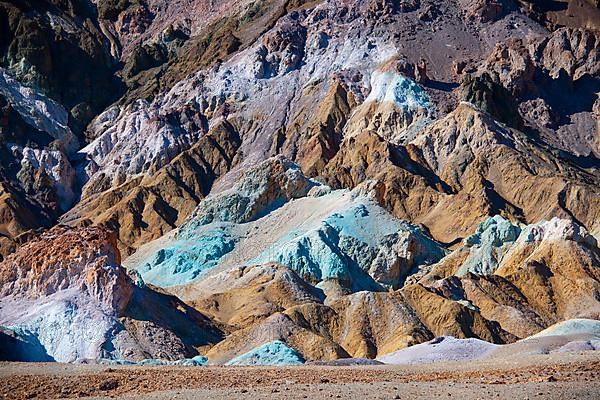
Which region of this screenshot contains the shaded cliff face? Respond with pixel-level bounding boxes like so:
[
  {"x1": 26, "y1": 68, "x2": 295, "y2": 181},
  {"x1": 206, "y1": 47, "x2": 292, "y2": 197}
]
[
  {"x1": 0, "y1": 0, "x2": 599, "y2": 365},
  {"x1": 0, "y1": 0, "x2": 124, "y2": 134}
]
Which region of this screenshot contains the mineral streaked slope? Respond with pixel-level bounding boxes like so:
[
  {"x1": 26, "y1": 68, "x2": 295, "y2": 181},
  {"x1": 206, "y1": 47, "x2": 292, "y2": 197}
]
[
  {"x1": 0, "y1": 226, "x2": 223, "y2": 362},
  {"x1": 0, "y1": 0, "x2": 599, "y2": 366},
  {"x1": 323, "y1": 102, "x2": 600, "y2": 244},
  {"x1": 60, "y1": 119, "x2": 242, "y2": 255},
  {"x1": 64, "y1": 0, "x2": 583, "y2": 252},
  {"x1": 120, "y1": 153, "x2": 599, "y2": 362},
  {"x1": 128, "y1": 156, "x2": 446, "y2": 294},
  {"x1": 160, "y1": 214, "x2": 597, "y2": 362},
  {"x1": 419, "y1": 216, "x2": 600, "y2": 338},
  {"x1": 2, "y1": 0, "x2": 598, "y2": 259}
]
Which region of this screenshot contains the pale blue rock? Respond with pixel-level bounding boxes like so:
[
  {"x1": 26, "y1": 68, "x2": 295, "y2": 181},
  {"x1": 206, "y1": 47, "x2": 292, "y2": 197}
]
[
  {"x1": 529, "y1": 319, "x2": 600, "y2": 339},
  {"x1": 135, "y1": 157, "x2": 322, "y2": 288},
  {"x1": 132, "y1": 158, "x2": 446, "y2": 292},
  {"x1": 180, "y1": 156, "x2": 320, "y2": 236},
  {"x1": 349, "y1": 70, "x2": 436, "y2": 143},
  {"x1": 225, "y1": 340, "x2": 305, "y2": 366},
  {"x1": 138, "y1": 225, "x2": 237, "y2": 287},
  {"x1": 367, "y1": 71, "x2": 432, "y2": 111},
  {"x1": 456, "y1": 215, "x2": 521, "y2": 276},
  {"x1": 253, "y1": 200, "x2": 446, "y2": 291}
]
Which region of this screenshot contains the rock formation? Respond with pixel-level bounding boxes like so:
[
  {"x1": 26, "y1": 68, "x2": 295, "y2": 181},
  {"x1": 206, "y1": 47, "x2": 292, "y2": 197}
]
[
  {"x1": 0, "y1": 226, "x2": 222, "y2": 362},
  {"x1": 0, "y1": 0, "x2": 599, "y2": 365}
]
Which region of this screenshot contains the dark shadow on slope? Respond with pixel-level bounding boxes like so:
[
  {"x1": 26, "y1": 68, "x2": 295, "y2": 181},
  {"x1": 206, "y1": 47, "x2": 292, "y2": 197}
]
[
  {"x1": 390, "y1": 144, "x2": 454, "y2": 194},
  {"x1": 0, "y1": 328, "x2": 54, "y2": 362},
  {"x1": 484, "y1": 180, "x2": 526, "y2": 223},
  {"x1": 123, "y1": 284, "x2": 225, "y2": 357},
  {"x1": 533, "y1": 0, "x2": 569, "y2": 12},
  {"x1": 424, "y1": 80, "x2": 459, "y2": 92},
  {"x1": 540, "y1": 71, "x2": 600, "y2": 124}
]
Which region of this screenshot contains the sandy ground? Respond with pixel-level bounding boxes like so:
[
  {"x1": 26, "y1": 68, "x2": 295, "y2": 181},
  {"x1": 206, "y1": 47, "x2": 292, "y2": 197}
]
[{"x1": 1, "y1": 352, "x2": 599, "y2": 399}]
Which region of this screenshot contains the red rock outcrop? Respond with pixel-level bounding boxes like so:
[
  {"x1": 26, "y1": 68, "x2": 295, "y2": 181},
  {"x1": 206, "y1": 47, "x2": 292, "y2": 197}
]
[
  {"x1": 0, "y1": 226, "x2": 130, "y2": 313},
  {"x1": 0, "y1": 226, "x2": 223, "y2": 362}
]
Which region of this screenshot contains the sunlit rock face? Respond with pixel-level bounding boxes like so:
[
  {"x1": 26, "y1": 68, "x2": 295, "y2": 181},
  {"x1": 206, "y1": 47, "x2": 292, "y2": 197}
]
[
  {"x1": 79, "y1": 100, "x2": 209, "y2": 197},
  {"x1": 16, "y1": 147, "x2": 77, "y2": 211},
  {"x1": 130, "y1": 157, "x2": 446, "y2": 293},
  {"x1": 0, "y1": 226, "x2": 222, "y2": 363},
  {"x1": 345, "y1": 68, "x2": 435, "y2": 143},
  {"x1": 1, "y1": 0, "x2": 600, "y2": 366},
  {"x1": 181, "y1": 156, "x2": 320, "y2": 230},
  {"x1": 225, "y1": 340, "x2": 305, "y2": 366},
  {"x1": 0, "y1": 227, "x2": 132, "y2": 362}
]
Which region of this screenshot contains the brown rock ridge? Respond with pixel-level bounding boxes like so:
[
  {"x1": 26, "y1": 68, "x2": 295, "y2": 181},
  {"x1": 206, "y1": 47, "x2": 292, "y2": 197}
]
[
  {"x1": 321, "y1": 102, "x2": 600, "y2": 245},
  {"x1": 419, "y1": 218, "x2": 600, "y2": 339},
  {"x1": 61, "y1": 120, "x2": 241, "y2": 255},
  {"x1": 0, "y1": 226, "x2": 129, "y2": 311},
  {"x1": 190, "y1": 264, "x2": 324, "y2": 329},
  {"x1": 185, "y1": 263, "x2": 514, "y2": 363},
  {"x1": 280, "y1": 78, "x2": 358, "y2": 177}
]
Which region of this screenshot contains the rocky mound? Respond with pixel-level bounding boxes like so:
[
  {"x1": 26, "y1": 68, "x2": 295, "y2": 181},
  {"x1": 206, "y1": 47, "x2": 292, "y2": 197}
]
[
  {"x1": 378, "y1": 318, "x2": 600, "y2": 365},
  {"x1": 225, "y1": 340, "x2": 305, "y2": 366},
  {"x1": 377, "y1": 336, "x2": 499, "y2": 364},
  {"x1": 416, "y1": 216, "x2": 600, "y2": 339},
  {"x1": 528, "y1": 318, "x2": 600, "y2": 339},
  {"x1": 0, "y1": 226, "x2": 222, "y2": 362},
  {"x1": 128, "y1": 156, "x2": 446, "y2": 294},
  {"x1": 323, "y1": 102, "x2": 600, "y2": 245}
]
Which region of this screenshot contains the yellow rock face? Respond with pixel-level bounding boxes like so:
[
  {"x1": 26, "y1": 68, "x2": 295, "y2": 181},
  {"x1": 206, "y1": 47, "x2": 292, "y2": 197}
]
[{"x1": 321, "y1": 104, "x2": 600, "y2": 245}]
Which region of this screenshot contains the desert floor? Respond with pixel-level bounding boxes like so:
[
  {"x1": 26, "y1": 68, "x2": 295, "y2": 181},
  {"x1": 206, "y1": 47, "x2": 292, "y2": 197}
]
[{"x1": 1, "y1": 352, "x2": 599, "y2": 399}]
